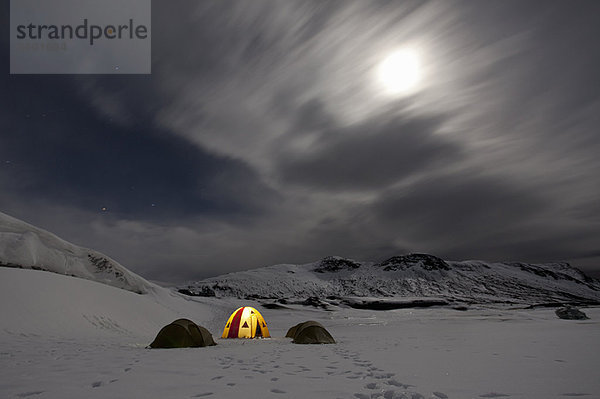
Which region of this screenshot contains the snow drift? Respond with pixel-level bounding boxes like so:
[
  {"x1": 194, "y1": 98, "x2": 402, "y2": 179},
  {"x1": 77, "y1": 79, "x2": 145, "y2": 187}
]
[
  {"x1": 0, "y1": 211, "x2": 153, "y2": 293},
  {"x1": 0, "y1": 267, "x2": 215, "y2": 340}
]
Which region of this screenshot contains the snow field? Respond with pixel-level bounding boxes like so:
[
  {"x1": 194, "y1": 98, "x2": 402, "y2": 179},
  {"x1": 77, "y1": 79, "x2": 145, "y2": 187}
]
[{"x1": 1, "y1": 268, "x2": 599, "y2": 399}]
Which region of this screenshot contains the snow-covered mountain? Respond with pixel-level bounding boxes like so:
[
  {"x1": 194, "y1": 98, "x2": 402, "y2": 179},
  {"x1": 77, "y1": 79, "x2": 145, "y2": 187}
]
[
  {"x1": 2, "y1": 209, "x2": 599, "y2": 306},
  {"x1": 180, "y1": 254, "x2": 600, "y2": 306},
  {"x1": 0, "y1": 211, "x2": 153, "y2": 294}
]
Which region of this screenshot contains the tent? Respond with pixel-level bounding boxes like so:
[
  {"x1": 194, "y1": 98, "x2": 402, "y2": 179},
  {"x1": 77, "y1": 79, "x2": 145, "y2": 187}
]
[
  {"x1": 221, "y1": 306, "x2": 270, "y2": 338},
  {"x1": 285, "y1": 321, "x2": 304, "y2": 338},
  {"x1": 286, "y1": 320, "x2": 335, "y2": 344},
  {"x1": 150, "y1": 318, "x2": 216, "y2": 348},
  {"x1": 286, "y1": 321, "x2": 327, "y2": 338}
]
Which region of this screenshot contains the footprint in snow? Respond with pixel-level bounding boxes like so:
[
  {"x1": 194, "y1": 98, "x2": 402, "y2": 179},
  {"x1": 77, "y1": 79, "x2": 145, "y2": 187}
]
[
  {"x1": 382, "y1": 390, "x2": 400, "y2": 399},
  {"x1": 16, "y1": 392, "x2": 45, "y2": 398},
  {"x1": 433, "y1": 392, "x2": 448, "y2": 399},
  {"x1": 479, "y1": 393, "x2": 510, "y2": 398},
  {"x1": 404, "y1": 393, "x2": 426, "y2": 399},
  {"x1": 210, "y1": 376, "x2": 224, "y2": 380},
  {"x1": 365, "y1": 382, "x2": 379, "y2": 389},
  {"x1": 91, "y1": 381, "x2": 103, "y2": 388},
  {"x1": 191, "y1": 393, "x2": 213, "y2": 397},
  {"x1": 386, "y1": 379, "x2": 411, "y2": 388},
  {"x1": 270, "y1": 389, "x2": 286, "y2": 394},
  {"x1": 373, "y1": 372, "x2": 395, "y2": 379}
]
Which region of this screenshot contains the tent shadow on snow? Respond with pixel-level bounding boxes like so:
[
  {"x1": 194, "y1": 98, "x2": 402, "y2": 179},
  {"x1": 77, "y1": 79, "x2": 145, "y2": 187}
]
[
  {"x1": 286, "y1": 321, "x2": 336, "y2": 344},
  {"x1": 149, "y1": 319, "x2": 216, "y2": 348}
]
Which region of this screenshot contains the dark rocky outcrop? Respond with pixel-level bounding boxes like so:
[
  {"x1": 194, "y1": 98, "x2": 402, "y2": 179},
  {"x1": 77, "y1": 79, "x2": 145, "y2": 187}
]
[
  {"x1": 377, "y1": 253, "x2": 451, "y2": 271},
  {"x1": 313, "y1": 256, "x2": 361, "y2": 273},
  {"x1": 343, "y1": 298, "x2": 449, "y2": 310},
  {"x1": 177, "y1": 285, "x2": 216, "y2": 297},
  {"x1": 555, "y1": 306, "x2": 589, "y2": 320}
]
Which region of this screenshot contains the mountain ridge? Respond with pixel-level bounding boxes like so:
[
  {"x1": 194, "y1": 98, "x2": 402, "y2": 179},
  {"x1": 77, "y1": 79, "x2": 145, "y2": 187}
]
[
  {"x1": 2, "y1": 210, "x2": 598, "y2": 306},
  {"x1": 180, "y1": 253, "x2": 600, "y2": 306}
]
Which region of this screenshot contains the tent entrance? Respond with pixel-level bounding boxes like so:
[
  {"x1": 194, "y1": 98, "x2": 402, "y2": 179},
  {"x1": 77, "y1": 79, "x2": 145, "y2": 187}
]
[{"x1": 256, "y1": 319, "x2": 263, "y2": 337}]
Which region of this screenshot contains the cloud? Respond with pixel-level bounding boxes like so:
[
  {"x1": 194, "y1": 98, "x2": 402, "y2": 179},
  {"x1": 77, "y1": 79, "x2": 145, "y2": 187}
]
[
  {"x1": 277, "y1": 106, "x2": 461, "y2": 191},
  {"x1": 371, "y1": 171, "x2": 547, "y2": 248},
  {"x1": 368, "y1": 169, "x2": 600, "y2": 264},
  {"x1": 0, "y1": 74, "x2": 280, "y2": 224}
]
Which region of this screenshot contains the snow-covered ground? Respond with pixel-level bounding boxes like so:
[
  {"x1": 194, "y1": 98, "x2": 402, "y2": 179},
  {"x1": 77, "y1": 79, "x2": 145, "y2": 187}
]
[{"x1": 1, "y1": 267, "x2": 598, "y2": 399}]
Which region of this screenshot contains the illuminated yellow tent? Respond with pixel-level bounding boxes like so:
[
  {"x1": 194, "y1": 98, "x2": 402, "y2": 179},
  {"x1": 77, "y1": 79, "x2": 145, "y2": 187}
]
[{"x1": 221, "y1": 306, "x2": 270, "y2": 339}]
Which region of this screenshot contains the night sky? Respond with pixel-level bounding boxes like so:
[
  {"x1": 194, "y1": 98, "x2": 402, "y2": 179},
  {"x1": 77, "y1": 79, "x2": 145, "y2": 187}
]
[{"x1": 2, "y1": 1, "x2": 600, "y2": 282}]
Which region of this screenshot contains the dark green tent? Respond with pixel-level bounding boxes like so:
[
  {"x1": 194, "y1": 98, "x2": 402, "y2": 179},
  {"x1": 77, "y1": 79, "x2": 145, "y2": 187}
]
[
  {"x1": 285, "y1": 322, "x2": 303, "y2": 338},
  {"x1": 150, "y1": 319, "x2": 217, "y2": 348},
  {"x1": 286, "y1": 321, "x2": 336, "y2": 344}
]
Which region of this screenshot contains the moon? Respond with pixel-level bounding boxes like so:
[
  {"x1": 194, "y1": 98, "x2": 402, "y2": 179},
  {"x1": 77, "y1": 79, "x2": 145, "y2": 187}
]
[{"x1": 377, "y1": 49, "x2": 421, "y2": 94}]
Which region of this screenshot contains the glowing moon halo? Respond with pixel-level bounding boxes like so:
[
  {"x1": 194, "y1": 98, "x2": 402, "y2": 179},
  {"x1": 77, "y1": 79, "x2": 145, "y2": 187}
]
[{"x1": 377, "y1": 49, "x2": 421, "y2": 94}]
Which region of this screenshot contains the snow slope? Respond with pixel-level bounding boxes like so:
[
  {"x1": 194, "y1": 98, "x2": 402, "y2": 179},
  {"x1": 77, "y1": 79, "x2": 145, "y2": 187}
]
[
  {"x1": 1, "y1": 267, "x2": 599, "y2": 399},
  {"x1": 0, "y1": 211, "x2": 153, "y2": 293},
  {"x1": 0, "y1": 267, "x2": 216, "y2": 341},
  {"x1": 181, "y1": 254, "x2": 600, "y2": 305}
]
